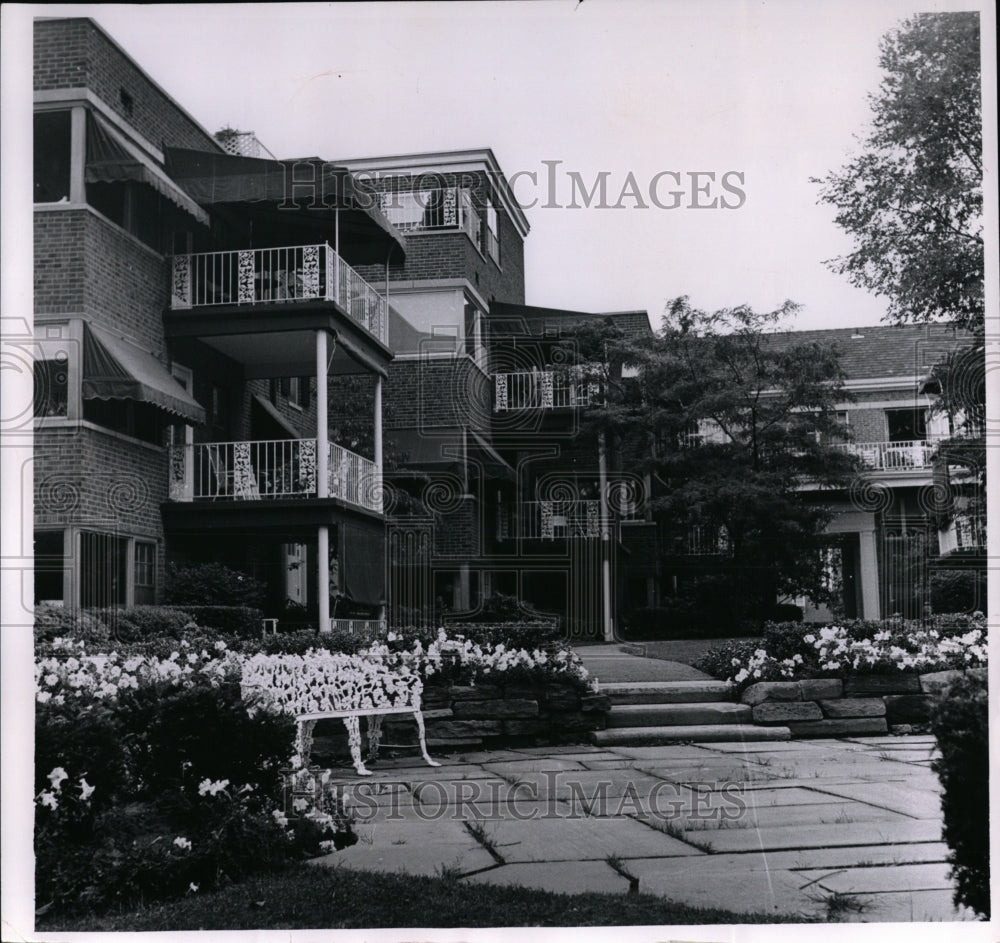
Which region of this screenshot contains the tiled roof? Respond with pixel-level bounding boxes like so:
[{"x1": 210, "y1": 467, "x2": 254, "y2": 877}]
[
  {"x1": 489, "y1": 302, "x2": 653, "y2": 339},
  {"x1": 760, "y1": 323, "x2": 975, "y2": 382}
]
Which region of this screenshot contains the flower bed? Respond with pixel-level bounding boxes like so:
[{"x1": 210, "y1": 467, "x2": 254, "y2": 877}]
[
  {"x1": 693, "y1": 614, "x2": 988, "y2": 738},
  {"x1": 695, "y1": 614, "x2": 987, "y2": 694}
]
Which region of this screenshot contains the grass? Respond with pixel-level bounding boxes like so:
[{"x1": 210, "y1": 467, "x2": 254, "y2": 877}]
[{"x1": 39, "y1": 863, "x2": 808, "y2": 930}]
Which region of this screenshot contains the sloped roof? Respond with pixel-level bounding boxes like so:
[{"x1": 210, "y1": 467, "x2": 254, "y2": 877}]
[
  {"x1": 760, "y1": 323, "x2": 975, "y2": 382},
  {"x1": 489, "y1": 302, "x2": 653, "y2": 339}
]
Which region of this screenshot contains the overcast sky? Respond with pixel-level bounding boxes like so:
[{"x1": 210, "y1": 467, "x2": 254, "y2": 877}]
[{"x1": 13, "y1": 0, "x2": 991, "y2": 331}]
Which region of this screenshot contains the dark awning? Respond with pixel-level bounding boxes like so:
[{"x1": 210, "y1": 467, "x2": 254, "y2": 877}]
[
  {"x1": 387, "y1": 427, "x2": 515, "y2": 481},
  {"x1": 163, "y1": 146, "x2": 405, "y2": 264},
  {"x1": 82, "y1": 324, "x2": 205, "y2": 424},
  {"x1": 85, "y1": 113, "x2": 209, "y2": 226},
  {"x1": 339, "y1": 522, "x2": 385, "y2": 606}
]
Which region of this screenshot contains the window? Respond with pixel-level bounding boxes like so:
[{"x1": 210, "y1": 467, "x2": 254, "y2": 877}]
[
  {"x1": 464, "y1": 304, "x2": 486, "y2": 366},
  {"x1": 83, "y1": 398, "x2": 164, "y2": 445},
  {"x1": 287, "y1": 377, "x2": 309, "y2": 410},
  {"x1": 34, "y1": 531, "x2": 65, "y2": 604},
  {"x1": 80, "y1": 531, "x2": 128, "y2": 608},
  {"x1": 34, "y1": 111, "x2": 72, "y2": 202},
  {"x1": 134, "y1": 541, "x2": 156, "y2": 605},
  {"x1": 485, "y1": 192, "x2": 500, "y2": 265},
  {"x1": 33, "y1": 359, "x2": 69, "y2": 417},
  {"x1": 886, "y1": 407, "x2": 927, "y2": 442}
]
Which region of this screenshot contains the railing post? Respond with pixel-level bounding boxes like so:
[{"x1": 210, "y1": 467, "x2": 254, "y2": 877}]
[
  {"x1": 171, "y1": 255, "x2": 192, "y2": 309},
  {"x1": 374, "y1": 375, "x2": 384, "y2": 512},
  {"x1": 317, "y1": 329, "x2": 330, "y2": 633}
]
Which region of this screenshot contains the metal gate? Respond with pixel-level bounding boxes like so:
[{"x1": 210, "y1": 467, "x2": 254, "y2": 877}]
[
  {"x1": 386, "y1": 518, "x2": 433, "y2": 628},
  {"x1": 878, "y1": 518, "x2": 932, "y2": 620}
]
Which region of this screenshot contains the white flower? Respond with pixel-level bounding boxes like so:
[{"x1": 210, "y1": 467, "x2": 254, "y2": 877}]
[
  {"x1": 37, "y1": 791, "x2": 59, "y2": 810},
  {"x1": 47, "y1": 767, "x2": 68, "y2": 791},
  {"x1": 188, "y1": 882, "x2": 199, "y2": 893},
  {"x1": 79, "y1": 778, "x2": 95, "y2": 801},
  {"x1": 319, "y1": 839, "x2": 336, "y2": 853},
  {"x1": 173, "y1": 836, "x2": 192, "y2": 851}
]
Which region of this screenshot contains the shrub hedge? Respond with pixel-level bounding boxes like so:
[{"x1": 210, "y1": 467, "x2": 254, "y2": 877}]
[{"x1": 930, "y1": 672, "x2": 990, "y2": 918}]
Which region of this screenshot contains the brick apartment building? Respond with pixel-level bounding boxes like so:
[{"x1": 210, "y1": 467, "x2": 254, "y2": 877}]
[{"x1": 31, "y1": 17, "x2": 984, "y2": 638}]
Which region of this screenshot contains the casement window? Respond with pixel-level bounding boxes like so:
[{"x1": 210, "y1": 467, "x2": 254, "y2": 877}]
[
  {"x1": 485, "y1": 192, "x2": 500, "y2": 265},
  {"x1": 885, "y1": 407, "x2": 927, "y2": 442},
  {"x1": 133, "y1": 540, "x2": 156, "y2": 605},
  {"x1": 33, "y1": 359, "x2": 69, "y2": 418},
  {"x1": 34, "y1": 110, "x2": 72, "y2": 203}
]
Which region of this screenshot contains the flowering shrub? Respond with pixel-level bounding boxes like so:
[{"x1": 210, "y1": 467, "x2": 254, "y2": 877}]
[{"x1": 695, "y1": 614, "x2": 988, "y2": 692}]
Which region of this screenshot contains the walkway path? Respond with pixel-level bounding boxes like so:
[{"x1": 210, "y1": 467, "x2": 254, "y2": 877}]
[
  {"x1": 311, "y1": 735, "x2": 973, "y2": 923},
  {"x1": 574, "y1": 643, "x2": 712, "y2": 683}
]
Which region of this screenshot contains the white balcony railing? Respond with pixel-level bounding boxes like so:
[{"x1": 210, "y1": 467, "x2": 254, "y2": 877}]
[
  {"x1": 170, "y1": 243, "x2": 388, "y2": 345},
  {"x1": 841, "y1": 439, "x2": 939, "y2": 470},
  {"x1": 380, "y1": 187, "x2": 482, "y2": 253},
  {"x1": 329, "y1": 618, "x2": 387, "y2": 639},
  {"x1": 494, "y1": 371, "x2": 596, "y2": 411},
  {"x1": 686, "y1": 524, "x2": 732, "y2": 556},
  {"x1": 168, "y1": 438, "x2": 381, "y2": 513},
  {"x1": 496, "y1": 499, "x2": 604, "y2": 540}
]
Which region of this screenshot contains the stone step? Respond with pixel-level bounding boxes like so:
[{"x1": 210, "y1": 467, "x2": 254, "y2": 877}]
[
  {"x1": 601, "y1": 680, "x2": 735, "y2": 704},
  {"x1": 591, "y1": 724, "x2": 792, "y2": 746},
  {"x1": 606, "y1": 702, "x2": 751, "y2": 728}
]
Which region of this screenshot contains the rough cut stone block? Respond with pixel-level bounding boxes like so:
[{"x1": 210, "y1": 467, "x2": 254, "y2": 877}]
[
  {"x1": 580, "y1": 694, "x2": 611, "y2": 712},
  {"x1": 504, "y1": 685, "x2": 544, "y2": 701},
  {"x1": 752, "y1": 701, "x2": 823, "y2": 724},
  {"x1": 447, "y1": 684, "x2": 502, "y2": 700},
  {"x1": 919, "y1": 670, "x2": 965, "y2": 695},
  {"x1": 741, "y1": 681, "x2": 803, "y2": 705},
  {"x1": 451, "y1": 699, "x2": 539, "y2": 719},
  {"x1": 544, "y1": 696, "x2": 582, "y2": 712},
  {"x1": 786, "y1": 717, "x2": 888, "y2": 737},
  {"x1": 844, "y1": 675, "x2": 921, "y2": 696},
  {"x1": 420, "y1": 708, "x2": 455, "y2": 720},
  {"x1": 798, "y1": 679, "x2": 843, "y2": 700},
  {"x1": 425, "y1": 719, "x2": 502, "y2": 738},
  {"x1": 503, "y1": 719, "x2": 551, "y2": 736},
  {"x1": 819, "y1": 698, "x2": 886, "y2": 719},
  {"x1": 885, "y1": 694, "x2": 932, "y2": 724}
]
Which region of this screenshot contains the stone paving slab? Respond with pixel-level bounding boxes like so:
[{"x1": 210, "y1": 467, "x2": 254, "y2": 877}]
[
  {"x1": 469, "y1": 768, "x2": 669, "y2": 804},
  {"x1": 314, "y1": 841, "x2": 496, "y2": 878},
  {"x1": 675, "y1": 800, "x2": 913, "y2": 832},
  {"x1": 681, "y1": 818, "x2": 943, "y2": 853},
  {"x1": 808, "y1": 781, "x2": 943, "y2": 819},
  {"x1": 639, "y1": 866, "x2": 823, "y2": 918},
  {"x1": 484, "y1": 814, "x2": 704, "y2": 863},
  {"x1": 606, "y1": 745, "x2": 722, "y2": 761},
  {"x1": 798, "y1": 861, "x2": 954, "y2": 894},
  {"x1": 621, "y1": 842, "x2": 951, "y2": 876},
  {"x1": 462, "y1": 860, "x2": 631, "y2": 895},
  {"x1": 482, "y1": 757, "x2": 590, "y2": 776}
]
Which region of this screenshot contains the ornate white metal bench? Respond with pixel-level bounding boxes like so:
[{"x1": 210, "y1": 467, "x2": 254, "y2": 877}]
[{"x1": 239, "y1": 651, "x2": 440, "y2": 776}]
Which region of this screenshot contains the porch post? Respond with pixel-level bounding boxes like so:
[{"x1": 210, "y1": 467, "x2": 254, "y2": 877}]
[
  {"x1": 69, "y1": 106, "x2": 86, "y2": 204},
  {"x1": 374, "y1": 375, "x2": 383, "y2": 510},
  {"x1": 858, "y1": 528, "x2": 881, "y2": 619},
  {"x1": 317, "y1": 329, "x2": 330, "y2": 632},
  {"x1": 598, "y1": 431, "x2": 614, "y2": 642}
]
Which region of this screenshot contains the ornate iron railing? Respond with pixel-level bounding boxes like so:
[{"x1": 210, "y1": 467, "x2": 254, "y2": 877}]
[
  {"x1": 170, "y1": 244, "x2": 388, "y2": 344},
  {"x1": 494, "y1": 371, "x2": 595, "y2": 411}
]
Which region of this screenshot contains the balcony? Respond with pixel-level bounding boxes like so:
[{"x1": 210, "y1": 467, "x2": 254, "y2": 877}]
[
  {"x1": 380, "y1": 187, "x2": 482, "y2": 253},
  {"x1": 840, "y1": 439, "x2": 939, "y2": 471},
  {"x1": 168, "y1": 438, "x2": 381, "y2": 514},
  {"x1": 170, "y1": 244, "x2": 388, "y2": 345},
  {"x1": 494, "y1": 371, "x2": 595, "y2": 411},
  {"x1": 497, "y1": 499, "x2": 604, "y2": 540}
]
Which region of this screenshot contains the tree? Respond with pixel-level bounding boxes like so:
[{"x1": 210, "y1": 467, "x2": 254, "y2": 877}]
[
  {"x1": 560, "y1": 298, "x2": 861, "y2": 624},
  {"x1": 814, "y1": 12, "x2": 983, "y2": 330}
]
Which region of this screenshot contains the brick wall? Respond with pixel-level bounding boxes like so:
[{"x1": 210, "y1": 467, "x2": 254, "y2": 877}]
[
  {"x1": 35, "y1": 425, "x2": 169, "y2": 598},
  {"x1": 384, "y1": 358, "x2": 492, "y2": 434},
  {"x1": 351, "y1": 170, "x2": 526, "y2": 307},
  {"x1": 34, "y1": 210, "x2": 87, "y2": 315},
  {"x1": 34, "y1": 18, "x2": 220, "y2": 153}
]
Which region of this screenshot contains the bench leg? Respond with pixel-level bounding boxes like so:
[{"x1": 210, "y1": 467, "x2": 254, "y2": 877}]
[
  {"x1": 343, "y1": 716, "x2": 371, "y2": 776},
  {"x1": 367, "y1": 715, "x2": 384, "y2": 762},
  {"x1": 296, "y1": 719, "x2": 317, "y2": 769},
  {"x1": 413, "y1": 710, "x2": 441, "y2": 767}
]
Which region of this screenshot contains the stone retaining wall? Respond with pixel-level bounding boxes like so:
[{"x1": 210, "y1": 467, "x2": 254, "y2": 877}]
[
  {"x1": 311, "y1": 681, "x2": 611, "y2": 760},
  {"x1": 740, "y1": 669, "x2": 986, "y2": 737}
]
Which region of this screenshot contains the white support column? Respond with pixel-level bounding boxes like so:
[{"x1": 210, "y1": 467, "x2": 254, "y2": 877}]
[
  {"x1": 69, "y1": 106, "x2": 86, "y2": 204},
  {"x1": 858, "y1": 528, "x2": 881, "y2": 619},
  {"x1": 317, "y1": 329, "x2": 329, "y2": 498},
  {"x1": 598, "y1": 431, "x2": 614, "y2": 642},
  {"x1": 374, "y1": 375, "x2": 383, "y2": 511},
  {"x1": 317, "y1": 328, "x2": 330, "y2": 633},
  {"x1": 318, "y1": 525, "x2": 330, "y2": 634}
]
